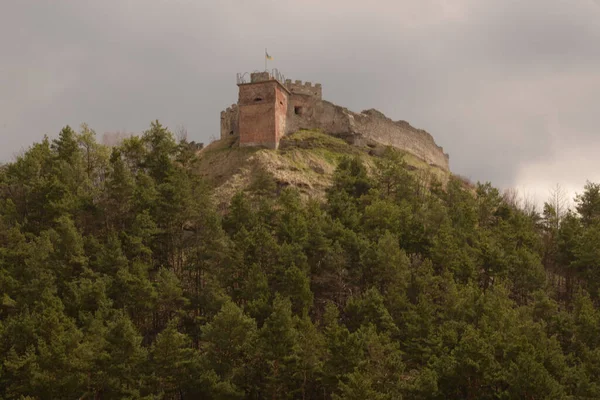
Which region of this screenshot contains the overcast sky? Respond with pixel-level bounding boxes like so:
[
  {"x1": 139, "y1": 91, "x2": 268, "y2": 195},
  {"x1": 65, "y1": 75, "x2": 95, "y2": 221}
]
[{"x1": 2, "y1": 0, "x2": 600, "y2": 204}]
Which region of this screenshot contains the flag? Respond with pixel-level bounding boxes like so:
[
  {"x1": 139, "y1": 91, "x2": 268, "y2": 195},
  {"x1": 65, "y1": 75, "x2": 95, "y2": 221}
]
[{"x1": 265, "y1": 50, "x2": 273, "y2": 60}]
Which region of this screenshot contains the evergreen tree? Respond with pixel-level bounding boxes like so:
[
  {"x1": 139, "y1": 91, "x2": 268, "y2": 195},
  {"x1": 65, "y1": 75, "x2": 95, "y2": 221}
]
[{"x1": 3, "y1": 124, "x2": 600, "y2": 399}]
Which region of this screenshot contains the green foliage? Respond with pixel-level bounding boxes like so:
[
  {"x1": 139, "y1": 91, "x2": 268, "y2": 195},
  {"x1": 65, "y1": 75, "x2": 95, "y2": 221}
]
[{"x1": 3, "y1": 122, "x2": 600, "y2": 398}]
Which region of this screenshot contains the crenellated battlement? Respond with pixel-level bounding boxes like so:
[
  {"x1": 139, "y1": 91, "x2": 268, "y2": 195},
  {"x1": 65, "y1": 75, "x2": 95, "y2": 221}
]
[
  {"x1": 284, "y1": 79, "x2": 322, "y2": 99},
  {"x1": 220, "y1": 103, "x2": 239, "y2": 140},
  {"x1": 221, "y1": 103, "x2": 238, "y2": 116},
  {"x1": 219, "y1": 70, "x2": 449, "y2": 170}
]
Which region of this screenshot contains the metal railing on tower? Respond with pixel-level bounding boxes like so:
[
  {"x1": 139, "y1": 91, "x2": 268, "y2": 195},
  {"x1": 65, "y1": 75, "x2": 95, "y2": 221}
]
[{"x1": 236, "y1": 69, "x2": 286, "y2": 85}]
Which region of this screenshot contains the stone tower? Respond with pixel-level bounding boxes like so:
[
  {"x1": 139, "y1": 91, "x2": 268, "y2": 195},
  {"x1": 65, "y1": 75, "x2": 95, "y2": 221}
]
[
  {"x1": 237, "y1": 72, "x2": 290, "y2": 149},
  {"x1": 220, "y1": 71, "x2": 449, "y2": 171}
]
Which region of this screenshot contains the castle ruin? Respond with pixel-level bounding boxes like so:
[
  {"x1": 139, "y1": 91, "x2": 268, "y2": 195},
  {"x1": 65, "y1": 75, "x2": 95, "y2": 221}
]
[{"x1": 220, "y1": 71, "x2": 449, "y2": 171}]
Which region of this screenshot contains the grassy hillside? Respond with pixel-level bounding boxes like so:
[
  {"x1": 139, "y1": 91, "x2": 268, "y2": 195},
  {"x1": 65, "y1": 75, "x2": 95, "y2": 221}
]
[{"x1": 197, "y1": 130, "x2": 450, "y2": 207}]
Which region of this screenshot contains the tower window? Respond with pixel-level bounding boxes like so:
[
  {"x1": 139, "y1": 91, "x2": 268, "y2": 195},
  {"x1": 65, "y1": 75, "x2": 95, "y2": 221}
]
[
  {"x1": 294, "y1": 106, "x2": 304, "y2": 115},
  {"x1": 254, "y1": 97, "x2": 263, "y2": 102}
]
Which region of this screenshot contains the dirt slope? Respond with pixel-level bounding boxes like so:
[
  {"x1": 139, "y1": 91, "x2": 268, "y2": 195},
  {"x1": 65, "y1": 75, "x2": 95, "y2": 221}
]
[{"x1": 196, "y1": 130, "x2": 450, "y2": 208}]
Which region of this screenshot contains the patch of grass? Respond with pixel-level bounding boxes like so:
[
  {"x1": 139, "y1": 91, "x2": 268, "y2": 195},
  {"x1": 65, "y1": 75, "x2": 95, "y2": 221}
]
[
  {"x1": 195, "y1": 138, "x2": 261, "y2": 186},
  {"x1": 197, "y1": 131, "x2": 450, "y2": 206},
  {"x1": 281, "y1": 130, "x2": 354, "y2": 152}
]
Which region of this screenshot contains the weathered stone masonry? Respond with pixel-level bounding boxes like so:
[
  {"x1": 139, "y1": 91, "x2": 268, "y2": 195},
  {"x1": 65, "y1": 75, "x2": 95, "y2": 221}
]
[
  {"x1": 220, "y1": 72, "x2": 449, "y2": 170},
  {"x1": 235, "y1": 72, "x2": 289, "y2": 149}
]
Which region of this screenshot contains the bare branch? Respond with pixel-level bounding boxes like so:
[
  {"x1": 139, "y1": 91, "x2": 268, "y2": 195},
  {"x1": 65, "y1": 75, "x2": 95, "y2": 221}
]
[{"x1": 175, "y1": 124, "x2": 188, "y2": 143}]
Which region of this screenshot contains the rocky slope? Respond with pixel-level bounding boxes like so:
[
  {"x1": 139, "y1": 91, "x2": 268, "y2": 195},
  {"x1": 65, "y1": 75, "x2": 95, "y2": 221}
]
[{"x1": 196, "y1": 130, "x2": 450, "y2": 208}]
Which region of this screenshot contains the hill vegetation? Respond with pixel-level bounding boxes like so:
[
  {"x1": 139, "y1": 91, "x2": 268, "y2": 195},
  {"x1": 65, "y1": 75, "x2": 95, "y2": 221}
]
[
  {"x1": 197, "y1": 129, "x2": 449, "y2": 207},
  {"x1": 2, "y1": 122, "x2": 600, "y2": 399}
]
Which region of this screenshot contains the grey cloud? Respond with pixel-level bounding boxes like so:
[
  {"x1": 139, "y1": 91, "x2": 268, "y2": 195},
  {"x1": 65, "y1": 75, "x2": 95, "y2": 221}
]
[{"x1": 2, "y1": 0, "x2": 600, "y2": 195}]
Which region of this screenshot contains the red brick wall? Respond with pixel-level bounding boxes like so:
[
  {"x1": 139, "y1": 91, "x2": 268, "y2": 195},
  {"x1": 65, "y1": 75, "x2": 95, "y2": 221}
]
[
  {"x1": 238, "y1": 81, "x2": 288, "y2": 149},
  {"x1": 274, "y1": 85, "x2": 288, "y2": 145}
]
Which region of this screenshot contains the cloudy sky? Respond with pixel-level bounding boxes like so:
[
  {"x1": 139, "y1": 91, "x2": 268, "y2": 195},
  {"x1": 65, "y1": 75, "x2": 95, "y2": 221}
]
[{"x1": 2, "y1": 0, "x2": 600, "y2": 204}]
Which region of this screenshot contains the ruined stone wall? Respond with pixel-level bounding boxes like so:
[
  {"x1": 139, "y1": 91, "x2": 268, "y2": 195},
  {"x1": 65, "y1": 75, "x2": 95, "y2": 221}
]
[
  {"x1": 285, "y1": 92, "x2": 323, "y2": 134},
  {"x1": 220, "y1": 104, "x2": 239, "y2": 139},
  {"x1": 285, "y1": 100, "x2": 449, "y2": 170},
  {"x1": 284, "y1": 80, "x2": 322, "y2": 99},
  {"x1": 220, "y1": 75, "x2": 449, "y2": 169},
  {"x1": 347, "y1": 109, "x2": 449, "y2": 169},
  {"x1": 284, "y1": 100, "x2": 351, "y2": 135}
]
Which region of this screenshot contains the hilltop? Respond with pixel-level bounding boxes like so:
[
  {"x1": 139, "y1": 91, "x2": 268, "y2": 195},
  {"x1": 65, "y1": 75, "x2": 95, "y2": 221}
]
[
  {"x1": 212, "y1": 70, "x2": 451, "y2": 206},
  {"x1": 197, "y1": 129, "x2": 450, "y2": 208},
  {"x1": 220, "y1": 71, "x2": 449, "y2": 170}
]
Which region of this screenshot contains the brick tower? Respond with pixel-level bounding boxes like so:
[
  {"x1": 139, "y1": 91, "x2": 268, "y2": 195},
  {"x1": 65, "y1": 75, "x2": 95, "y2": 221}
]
[{"x1": 237, "y1": 72, "x2": 290, "y2": 149}]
